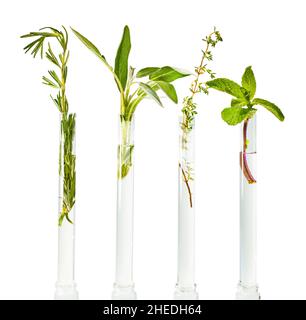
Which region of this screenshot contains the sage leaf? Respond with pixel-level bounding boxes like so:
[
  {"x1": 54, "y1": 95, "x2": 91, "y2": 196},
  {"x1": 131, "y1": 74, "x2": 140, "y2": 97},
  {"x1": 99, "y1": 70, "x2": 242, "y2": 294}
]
[
  {"x1": 139, "y1": 82, "x2": 163, "y2": 106},
  {"x1": 70, "y1": 28, "x2": 107, "y2": 63},
  {"x1": 206, "y1": 78, "x2": 246, "y2": 100},
  {"x1": 242, "y1": 66, "x2": 256, "y2": 99},
  {"x1": 155, "y1": 81, "x2": 178, "y2": 103},
  {"x1": 149, "y1": 66, "x2": 190, "y2": 82},
  {"x1": 221, "y1": 106, "x2": 257, "y2": 125},
  {"x1": 114, "y1": 25, "x2": 131, "y2": 90},
  {"x1": 252, "y1": 98, "x2": 284, "y2": 121},
  {"x1": 136, "y1": 67, "x2": 159, "y2": 78}
]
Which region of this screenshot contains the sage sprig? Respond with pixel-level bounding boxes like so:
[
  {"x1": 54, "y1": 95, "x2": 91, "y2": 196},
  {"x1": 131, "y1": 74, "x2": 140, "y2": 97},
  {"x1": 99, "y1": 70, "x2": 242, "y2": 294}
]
[
  {"x1": 71, "y1": 26, "x2": 189, "y2": 121},
  {"x1": 207, "y1": 66, "x2": 285, "y2": 183},
  {"x1": 71, "y1": 26, "x2": 190, "y2": 178},
  {"x1": 21, "y1": 26, "x2": 76, "y2": 225}
]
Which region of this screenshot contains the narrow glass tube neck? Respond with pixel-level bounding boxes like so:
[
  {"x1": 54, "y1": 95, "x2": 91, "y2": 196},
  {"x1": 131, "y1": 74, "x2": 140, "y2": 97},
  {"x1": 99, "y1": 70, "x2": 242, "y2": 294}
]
[
  {"x1": 117, "y1": 116, "x2": 135, "y2": 180},
  {"x1": 58, "y1": 112, "x2": 76, "y2": 226},
  {"x1": 179, "y1": 115, "x2": 195, "y2": 152},
  {"x1": 119, "y1": 115, "x2": 134, "y2": 145}
]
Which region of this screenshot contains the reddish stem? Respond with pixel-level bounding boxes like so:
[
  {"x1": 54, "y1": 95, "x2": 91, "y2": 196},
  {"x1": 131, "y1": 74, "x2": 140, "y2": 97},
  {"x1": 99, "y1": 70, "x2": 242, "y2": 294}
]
[
  {"x1": 240, "y1": 119, "x2": 256, "y2": 184},
  {"x1": 179, "y1": 163, "x2": 193, "y2": 208}
]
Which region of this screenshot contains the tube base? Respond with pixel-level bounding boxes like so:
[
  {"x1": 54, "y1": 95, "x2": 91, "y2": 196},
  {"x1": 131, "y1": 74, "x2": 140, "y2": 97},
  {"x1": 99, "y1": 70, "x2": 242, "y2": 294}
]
[
  {"x1": 55, "y1": 283, "x2": 79, "y2": 300},
  {"x1": 174, "y1": 284, "x2": 198, "y2": 300},
  {"x1": 236, "y1": 283, "x2": 260, "y2": 300},
  {"x1": 112, "y1": 284, "x2": 137, "y2": 300}
]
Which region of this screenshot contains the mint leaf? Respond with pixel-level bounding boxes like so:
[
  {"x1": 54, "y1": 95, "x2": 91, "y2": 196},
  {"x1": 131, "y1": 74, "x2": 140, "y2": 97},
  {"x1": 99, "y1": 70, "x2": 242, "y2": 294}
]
[
  {"x1": 114, "y1": 25, "x2": 131, "y2": 91},
  {"x1": 241, "y1": 66, "x2": 256, "y2": 99},
  {"x1": 136, "y1": 67, "x2": 159, "y2": 78},
  {"x1": 231, "y1": 98, "x2": 247, "y2": 107},
  {"x1": 139, "y1": 82, "x2": 163, "y2": 106},
  {"x1": 149, "y1": 66, "x2": 190, "y2": 82},
  {"x1": 221, "y1": 106, "x2": 257, "y2": 125},
  {"x1": 155, "y1": 81, "x2": 178, "y2": 103},
  {"x1": 206, "y1": 78, "x2": 246, "y2": 100},
  {"x1": 70, "y1": 28, "x2": 107, "y2": 63},
  {"x1": 252, "y1": 98, "x2": 284, "y2": 121}
]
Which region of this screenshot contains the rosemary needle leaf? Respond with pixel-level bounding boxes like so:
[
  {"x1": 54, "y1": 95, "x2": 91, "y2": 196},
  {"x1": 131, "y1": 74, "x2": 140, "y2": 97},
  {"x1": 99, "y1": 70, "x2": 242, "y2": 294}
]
[
  {"x1": 48, "y1": 70, "x2": 62, "y2": 87},
  {"x1": 46, "y1": 43, "x2": 60, "y2": 67},
  {"x1": 23, "y1": 38, "x2": 41, "y2": 53},
  {"x1": 42, "y1": 76, "x2": 59, "y2": 88}
]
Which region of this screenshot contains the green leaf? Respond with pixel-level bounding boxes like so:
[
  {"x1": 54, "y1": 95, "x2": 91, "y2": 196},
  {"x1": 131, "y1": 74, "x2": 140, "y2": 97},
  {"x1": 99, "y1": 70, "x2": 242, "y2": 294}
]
[
  {"x1": 23, "y1": 38, "x2": 41, "y2": 53},
  {"x1": 139, "y1": 82, "x2": 163, "y2": 106},
  {"x1": 48, "y1": 70, "x2": 62, "y2": 87},
  {"x1": 252, "y1": 98, "x2": 284, "y2": 121},
  {"x1": 136, "y1": 67, "x2": 159, "y2": 78},
  {"x1": 155, "y1": 81, "x2": 178, "y2": 103},
  {"x1": 221, "y1": 106, "x2": 257, "y2": 125},
  {"x1": 70, "y1": 27, "x2": 107, "y2": 63},
  {"x1": 114, "y1": 25, "x2": 131, "y2": 90},
  {"x1": 50, "y1": 94, "x2": 61, "y2": 111},
  {"x1": 32, "y1": 37, "x2": 44, "y2": 58},
  {"x1": 42, "y1": 76, "x2": 58, "y2": 88},
  {"x1": 206, "y1": 78, "x2": 246, "y2": 100},
  {"x1": 149, "y1": 66, "x2": 190, "y2": 82},
  {"x1": 231, "y1": 98, "x2": 247, "y2": 107},
  {"x1": 39, "y1": 26, "x2": 61, "y2": 36},
  {"x1": 242, "y1": 66, "x2": 256, "y2": 99},
  {"x1": 21, "y1": 31, "x2": 58, "y2": 39},
  {"x1": 46, "y1": 43, "x2": 60, "y2": 67}
]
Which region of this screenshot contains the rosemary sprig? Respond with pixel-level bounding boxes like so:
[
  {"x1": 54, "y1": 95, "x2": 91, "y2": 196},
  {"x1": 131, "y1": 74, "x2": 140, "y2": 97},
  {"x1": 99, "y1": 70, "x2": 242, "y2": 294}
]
[{"x1": 21, "y1": 26, "x2": 76, "y2": 225}]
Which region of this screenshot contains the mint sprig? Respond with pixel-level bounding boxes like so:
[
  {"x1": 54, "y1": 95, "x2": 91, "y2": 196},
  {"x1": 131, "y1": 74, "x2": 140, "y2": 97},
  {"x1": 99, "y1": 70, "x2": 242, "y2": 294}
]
[
  {"x1": 207, "y1": 66, "x2": 285, "y2": 184},
  {"x1": 206, "y1": 66, "x2": 285, "y2": 125}
]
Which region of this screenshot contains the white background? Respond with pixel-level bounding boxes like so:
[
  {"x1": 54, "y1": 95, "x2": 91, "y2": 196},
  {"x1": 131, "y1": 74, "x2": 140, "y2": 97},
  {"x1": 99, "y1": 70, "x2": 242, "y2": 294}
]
[{"x1": 0, "y1": 0, "x2": 304, "y2": 300}]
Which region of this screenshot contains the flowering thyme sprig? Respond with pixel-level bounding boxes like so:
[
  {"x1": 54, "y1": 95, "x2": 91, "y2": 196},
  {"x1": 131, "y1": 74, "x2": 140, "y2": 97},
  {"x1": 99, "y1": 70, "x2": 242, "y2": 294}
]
[{"x1": 181, "y1": 27, "x2": 222, "y2": 134}]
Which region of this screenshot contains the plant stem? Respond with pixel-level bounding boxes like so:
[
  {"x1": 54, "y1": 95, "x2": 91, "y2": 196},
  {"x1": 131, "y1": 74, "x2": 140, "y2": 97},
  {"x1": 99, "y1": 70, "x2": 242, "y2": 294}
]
[
  {"x1": 118, "y1": 117, "x2": 134, "y2": 179},
  {"x1": 240, "y1": 118, "x2": 256, "y2": 184},
  {"x1": 191, "y1": 34, "x2": 213, "y2": 99},
  {"x1": 182, "y1": 31, "x2": 214, "y2": 130},
  {"x1": 59, "y1": 113, "x2": 76, "y2": 225},
  {"x1": 179, "y1": 163, "x2": 193, "y2": 208}
]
